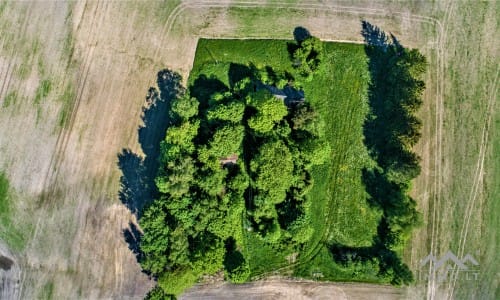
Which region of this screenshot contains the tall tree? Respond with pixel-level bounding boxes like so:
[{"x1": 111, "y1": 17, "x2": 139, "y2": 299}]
[{"x1": 247, "y1": 90, "x2": 288, "y2": 134}]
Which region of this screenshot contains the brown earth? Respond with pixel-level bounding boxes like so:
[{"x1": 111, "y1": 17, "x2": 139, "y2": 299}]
[{"x1": 181, "y1": 279, "x2": 402, "y2": 300}]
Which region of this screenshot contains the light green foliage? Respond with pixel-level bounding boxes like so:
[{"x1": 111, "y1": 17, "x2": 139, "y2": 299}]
[
  {"x1": 208, "y1": 124, "x2": 245, "y2": 158},
  {"x1": 168, "y1": 227, "x2": 191, "y2": 266},
  {"x1": 286, "y1": 216, "x2": 314, "y2": 244},
  {"x1": 141, "y1": 32, "x2": 423, "y2": 296},
  {"x1": 57, "y1": 84, "x2": 75, "y2": 128},
  {"x1": 227, "y1": 262, "x2": 251, "y2": 283},
  {"x1": 247, "y1": 90, "x2": 288, "y2": 134},
  {"x1": 2, "y1": 90, "x2": 18, "y2": 108},
  {"x1": 171, "y1": 95, "x2": 199, "y2": 121},
  {"x1": 207, "y1": 101, "x2": 245, "y2": 123},
  {"x1": 299, "y1": 138, "x2": 330, "y2": 166},
  {"x1": 292, "y1": 36, "x2": 324, "y2": 78},
  {"x1": 34, "y1": 79, "x2": 52, "y2": 104},
  {"x1": 0, "y1": 172, "x2": 28, "y2": 251},
  {"x1": 192, "y1": 242, "x2": 225, "y2": 273},
  {"x1": 158, "y1": 268, "x2": 197, "y2": 296},
  {"x1": 144, "y1": 286, "x2": 172, "y2": 300},
  {"x1": 197, "y1": 167, "x2": 227, "y2": 196},
  {"x1": 251, "y1": 140, "x2": 294, "y2": 202},
  {"x1": 39, "y1": 281, "x2": 55, "y2": 300},
  {"x1": 227, "y1": 169, "x2": 249, "y2": 195},
  {"x1": 189, "y1": 39, "x2": 378, "y2": 279},
  {"x1": 0, "y1": 172, "x2": 10, "y2": 224},
  {"x1": 139, "y1": 201, "x2": 170, "y2": 274},
  {"x1": 164, "y1": 121, "x2": 199, "y2": 155}
]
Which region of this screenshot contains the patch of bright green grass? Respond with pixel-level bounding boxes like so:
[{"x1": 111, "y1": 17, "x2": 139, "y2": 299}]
[
  {"x1": 39, "y1": 281, "x2": 55, "y2": 300},
  {"x1": 0, "y1": 172, "x2": 28, "y2": 251},
  {"x1": 57, "y1": 84, "x2": 75, "y2": 128},
  {"x1": 15, "y1": 38, "x2": 41, "y2": 80},
  {"x1": 34, "y1": 79, "x2": 52, "y2": 104},
  {"x1": 189, "y1": 39, "x2": 381, "y2": 281},
  {"x1": 2, "y1": 90, "x2": 18, "y2": 108}
]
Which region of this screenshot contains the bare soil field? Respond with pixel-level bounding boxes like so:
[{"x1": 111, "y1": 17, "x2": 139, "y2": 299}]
[
  {"x1": 180, "y1": 279, "x2": 401, "y2": 300},
  {"x1": 0, "y1": 1, "x2": 497, "y2": 299}
]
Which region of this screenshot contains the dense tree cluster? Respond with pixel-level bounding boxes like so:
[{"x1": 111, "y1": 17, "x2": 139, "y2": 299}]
[
  {"x1": 138, "y1": 37, "x2": 328, "y2": 297},
  {"x1": 291, "y1": 36, "x2": 324, "y2": 80}
]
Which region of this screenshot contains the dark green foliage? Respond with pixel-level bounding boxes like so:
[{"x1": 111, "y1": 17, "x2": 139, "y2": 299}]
[
  {"x1": 145, "y1": 286, "x2": 173, "y2": 300},
  {"x1": 139, "y1": 201, "x2": 170, "y2": 274},
  {"x1": 0, "y1": 172, "x2": 9, "y2": 214},
  {"x1": 224, "y1": 238, "x2": 251, "y2": 283},
  {"x1": 291, "y1": 36, "x2": 324, "y2": 79}
]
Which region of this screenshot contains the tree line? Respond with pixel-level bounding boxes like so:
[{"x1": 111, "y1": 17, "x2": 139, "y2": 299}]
[{"x1": 330, "y1": 22, "x2": 426, "y2": 285}]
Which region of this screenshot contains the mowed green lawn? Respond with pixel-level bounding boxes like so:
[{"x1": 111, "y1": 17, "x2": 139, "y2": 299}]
[{"x1": 189, "y1": 39, "x2": 381, "y2": 281}]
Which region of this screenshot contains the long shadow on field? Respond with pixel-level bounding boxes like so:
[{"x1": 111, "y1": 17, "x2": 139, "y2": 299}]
[
  {"x1": 118, "y1": 69, "x2": 184, "y2": 263},
  {"x1": 329, "y1": 21, "x2": 424, "y2": 286}
]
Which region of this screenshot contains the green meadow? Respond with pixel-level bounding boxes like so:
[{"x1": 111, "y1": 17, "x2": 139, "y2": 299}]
[{"x1": 189, "y1": 39, "x2": 382, "y2": 281}]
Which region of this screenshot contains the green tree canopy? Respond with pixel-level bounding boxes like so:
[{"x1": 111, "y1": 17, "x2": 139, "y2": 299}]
[
  {"x1": 247, "y1": 90, "x2": 288, "y2": 134},
  {"x1": 207, "y1": 101, "x2": 245, "y2": 123},
  {"x1": 251, "y1": 140, "x2": 294, "y2": 202},
  {"x1": 292, "y1": 36, "x2": 324, "y2": 78},
  {"x1": 171, "y1": 95, "x2": 199, "y2": 121}
]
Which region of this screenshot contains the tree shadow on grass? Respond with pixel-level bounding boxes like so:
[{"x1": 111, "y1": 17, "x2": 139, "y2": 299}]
[
  {"x1": 118, "y1": 69, "x2": 184, "y2": 263},
  {"x1": 189, "y1": 74, "x2": 227, "y2": 109},
  {"x1": 328, "y1": 21, "x2": 419, "y2": 286},
  {"x1": 228, "y1": 63, "x2": 255, "y2": 89}
]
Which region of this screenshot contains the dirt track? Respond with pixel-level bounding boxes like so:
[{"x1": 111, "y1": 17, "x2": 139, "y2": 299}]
[{"x1": 181, "y1": 279, "x2": 402, "y2": 300}]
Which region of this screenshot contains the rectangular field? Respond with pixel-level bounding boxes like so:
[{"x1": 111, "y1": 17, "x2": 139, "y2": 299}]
[{"x1": 189, "y1": 39, "x2": 382, "y2": 281}]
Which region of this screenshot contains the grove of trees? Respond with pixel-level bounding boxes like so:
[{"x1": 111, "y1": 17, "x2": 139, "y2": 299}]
[{"x1": 138, "y1": 35, "x2": 328, "y2": 297}]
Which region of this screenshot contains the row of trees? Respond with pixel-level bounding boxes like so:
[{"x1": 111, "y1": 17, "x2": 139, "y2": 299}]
[{"x1": 331, "y1": 25, "x2": 426, "y2": 285}]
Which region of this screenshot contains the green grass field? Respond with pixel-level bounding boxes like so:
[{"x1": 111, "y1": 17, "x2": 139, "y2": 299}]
[{"x1": 189, "y1": 39, "x2": 382, "y2": 281}]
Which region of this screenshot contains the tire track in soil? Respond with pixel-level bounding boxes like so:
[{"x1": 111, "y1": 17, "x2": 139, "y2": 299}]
[
  {"x1": 425, "y1": 0, "x2": 450, "y2": 298},
  {"x1": 0, "y1": 1, "x2": 34, "y2": 105},
  {"x1": 445, "y1": 67, "x2": 499, "y2": 300},
  {"x1": 38, "y1": 0, "x2": 104, "y2": 208},
  {"x1": 31, "y1": 0, "x2": 110, "y2": 266}
]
